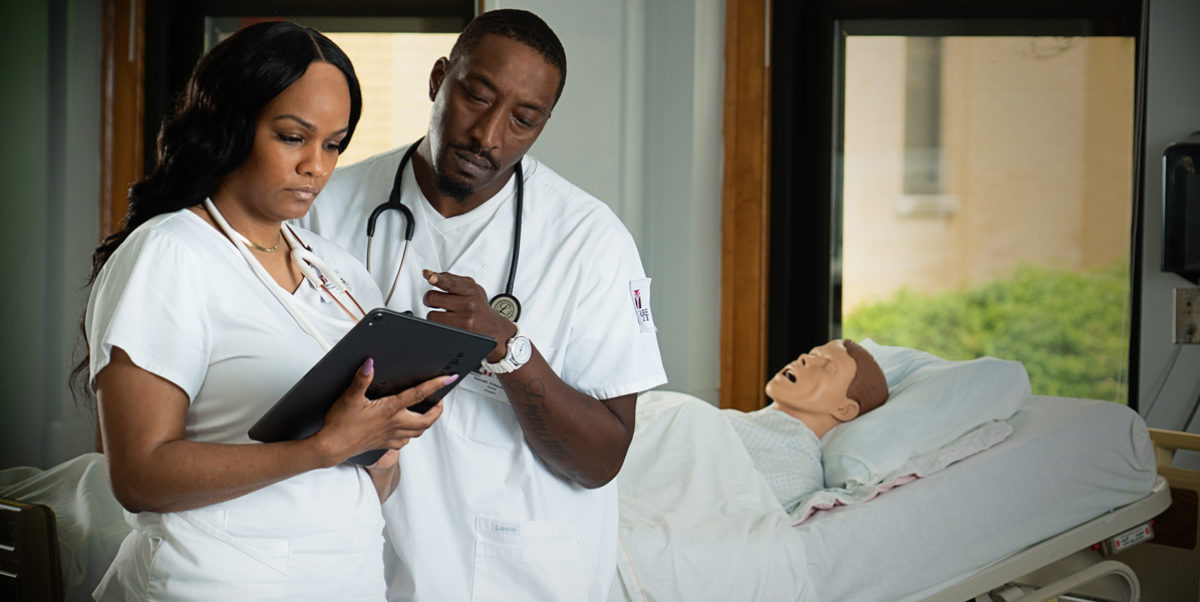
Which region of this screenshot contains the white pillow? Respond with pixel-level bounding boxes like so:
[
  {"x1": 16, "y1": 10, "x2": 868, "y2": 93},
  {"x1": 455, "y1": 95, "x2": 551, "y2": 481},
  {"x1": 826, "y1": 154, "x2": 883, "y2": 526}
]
[{"x1": 820, "y1": 340, "x2": 1030, "y2": 489}]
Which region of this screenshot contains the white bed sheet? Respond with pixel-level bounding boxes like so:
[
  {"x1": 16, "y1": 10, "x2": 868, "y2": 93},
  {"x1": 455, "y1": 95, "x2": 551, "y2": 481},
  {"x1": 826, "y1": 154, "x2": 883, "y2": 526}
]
[
  {"x1": 0, "y1": 395, "x2": 1159, "y2": 602},
  {"x1": 612, "y1": 391, "x2": 812, "y2": 601},
  {"x1": 796, "y1": 395, "x2": 1158, "y2": 602}
]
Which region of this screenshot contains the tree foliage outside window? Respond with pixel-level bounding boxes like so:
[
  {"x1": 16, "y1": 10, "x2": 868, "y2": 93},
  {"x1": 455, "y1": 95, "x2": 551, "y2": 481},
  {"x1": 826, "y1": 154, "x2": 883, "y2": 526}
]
[{"x1": 842, "y1": 262, "x2": 1129, "y2": 404}]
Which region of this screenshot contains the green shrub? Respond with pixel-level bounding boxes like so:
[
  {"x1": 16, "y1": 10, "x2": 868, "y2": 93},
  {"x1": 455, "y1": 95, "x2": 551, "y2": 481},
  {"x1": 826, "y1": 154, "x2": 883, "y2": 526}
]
[{"x1": 842, "y1": 262, "x2": 1130, "y2": 403}]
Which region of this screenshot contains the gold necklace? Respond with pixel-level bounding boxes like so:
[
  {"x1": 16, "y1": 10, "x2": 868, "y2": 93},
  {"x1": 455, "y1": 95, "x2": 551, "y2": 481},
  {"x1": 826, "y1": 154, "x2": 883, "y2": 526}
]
[
  {"x1": 232, "y1": 229, "x2": 283, "y2": 253},
  {"x1": 198, "y1": 204, "x2": 283, "y2": 252}
]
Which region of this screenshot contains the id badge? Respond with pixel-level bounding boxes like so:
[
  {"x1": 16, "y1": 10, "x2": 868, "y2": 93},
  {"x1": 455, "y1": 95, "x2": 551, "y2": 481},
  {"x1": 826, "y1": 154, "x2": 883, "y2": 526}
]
[{"x1": 457, "y1": 368, "x2": 510, "y2": 403}]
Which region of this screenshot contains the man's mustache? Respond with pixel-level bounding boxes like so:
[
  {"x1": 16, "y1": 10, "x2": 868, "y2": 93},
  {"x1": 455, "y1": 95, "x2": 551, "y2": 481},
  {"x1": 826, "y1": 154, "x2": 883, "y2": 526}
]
[{"x1": 454, "y1": 145, "x2": 500, "y2": 170}]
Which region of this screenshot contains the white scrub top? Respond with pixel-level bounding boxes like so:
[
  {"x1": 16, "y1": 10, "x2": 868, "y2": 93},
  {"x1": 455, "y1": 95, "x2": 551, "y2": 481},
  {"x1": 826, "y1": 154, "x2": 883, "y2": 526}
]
[
  {"x1": 303, "y1": 145, "x2": 668, "y2": 602},
  {"x1": 87, "y1": 209, "x2": 388, "y2": 601}
]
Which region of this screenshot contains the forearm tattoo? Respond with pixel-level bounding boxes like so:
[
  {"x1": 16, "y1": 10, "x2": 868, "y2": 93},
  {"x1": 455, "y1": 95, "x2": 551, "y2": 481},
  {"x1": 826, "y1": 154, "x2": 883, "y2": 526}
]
[{"x1": 511, "y1": 378, "x2": 570, "y2": 461}]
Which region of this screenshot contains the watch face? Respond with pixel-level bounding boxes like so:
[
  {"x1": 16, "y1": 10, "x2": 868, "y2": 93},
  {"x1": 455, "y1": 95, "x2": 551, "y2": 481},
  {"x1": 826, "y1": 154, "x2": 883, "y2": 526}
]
[{"x1": 510, "y1": 336, "x2": 533, "y2": 364}]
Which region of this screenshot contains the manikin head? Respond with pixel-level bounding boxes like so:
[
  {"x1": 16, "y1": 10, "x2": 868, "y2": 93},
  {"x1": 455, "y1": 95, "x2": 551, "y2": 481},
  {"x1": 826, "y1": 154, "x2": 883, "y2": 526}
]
[{"x1": 764, "y1": 339, "x2": 889, "y2": 438}]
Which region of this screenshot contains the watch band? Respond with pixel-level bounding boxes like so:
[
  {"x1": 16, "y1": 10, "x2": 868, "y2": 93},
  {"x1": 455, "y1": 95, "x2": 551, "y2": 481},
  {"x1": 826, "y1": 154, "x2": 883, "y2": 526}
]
[{"x1": 481, "y1": 323, "x2": 530, "y2": 374}]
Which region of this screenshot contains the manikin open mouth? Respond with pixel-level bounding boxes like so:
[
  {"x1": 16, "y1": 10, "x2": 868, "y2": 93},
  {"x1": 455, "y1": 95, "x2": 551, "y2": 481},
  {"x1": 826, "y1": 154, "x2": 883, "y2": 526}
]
[{"x1": 783, "y1": 368, "x2": 797, "y2": 383}]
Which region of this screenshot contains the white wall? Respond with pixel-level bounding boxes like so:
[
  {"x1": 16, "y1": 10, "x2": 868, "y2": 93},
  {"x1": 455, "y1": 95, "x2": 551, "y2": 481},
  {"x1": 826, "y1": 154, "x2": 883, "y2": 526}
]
[
  {"x1": 0, "y1": 1, "x2": 725, "y2": 469},
  {"x1": 1138, "y1": 0, "x2": 1200, "y2": 457},
  {"x1": 7, "y1": 0, "x2": 1199, "y2": 469},
  {"x1": 0, "y1": 0, "x2": 100, "y2": 468},
  {"x1": 488, "y1": 0, "x2": 725, "y2": 404}
]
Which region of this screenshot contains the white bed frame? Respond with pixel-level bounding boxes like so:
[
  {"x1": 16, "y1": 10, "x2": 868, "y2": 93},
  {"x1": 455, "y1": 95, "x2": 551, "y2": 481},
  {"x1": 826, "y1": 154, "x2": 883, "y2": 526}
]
[
  {"x1": 923, "y1": 427, "x2": 1200, "y2": 602},
  {"x1": 920, "y1": 476, "x2": 1169, "y2": 602}
]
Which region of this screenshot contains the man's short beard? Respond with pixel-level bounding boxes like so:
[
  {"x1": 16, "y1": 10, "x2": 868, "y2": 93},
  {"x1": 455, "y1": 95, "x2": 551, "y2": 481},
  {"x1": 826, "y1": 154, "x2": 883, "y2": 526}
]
[{"x1": 433, "y1": 169, "x2": 474, "y2": 202}]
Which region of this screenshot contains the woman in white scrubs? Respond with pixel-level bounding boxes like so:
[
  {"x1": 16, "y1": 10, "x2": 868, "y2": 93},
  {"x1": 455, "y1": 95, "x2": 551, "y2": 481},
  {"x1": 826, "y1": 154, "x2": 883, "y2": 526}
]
[{"x1": 75, "y1": 22, "x2": 445, "y2": 601}]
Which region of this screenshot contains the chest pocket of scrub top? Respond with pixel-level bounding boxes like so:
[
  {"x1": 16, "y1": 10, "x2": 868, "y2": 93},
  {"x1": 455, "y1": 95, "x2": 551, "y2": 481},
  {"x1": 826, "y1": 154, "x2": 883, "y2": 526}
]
[
  {"x1": 448, "y1": 340, "x2": 562, "y2": 448},
  {"x1": 447, "y1": 371, "x2": 523, "y2": 448},
  {"x1": 471, "y1": 517, "x2": 587, "y2": 602}
]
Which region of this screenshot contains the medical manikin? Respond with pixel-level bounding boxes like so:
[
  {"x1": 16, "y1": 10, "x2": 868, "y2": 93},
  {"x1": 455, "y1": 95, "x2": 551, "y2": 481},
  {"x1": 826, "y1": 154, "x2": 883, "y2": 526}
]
[{"x1": 725, "y1": 339, "x2": 890, "y2": 512}]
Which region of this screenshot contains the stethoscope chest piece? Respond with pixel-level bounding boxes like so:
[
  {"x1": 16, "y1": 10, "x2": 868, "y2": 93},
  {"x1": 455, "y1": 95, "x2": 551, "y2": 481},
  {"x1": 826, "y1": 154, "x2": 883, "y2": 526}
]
[{"x1": 489, "y1": 293, "x2": 521, "y2": 322}]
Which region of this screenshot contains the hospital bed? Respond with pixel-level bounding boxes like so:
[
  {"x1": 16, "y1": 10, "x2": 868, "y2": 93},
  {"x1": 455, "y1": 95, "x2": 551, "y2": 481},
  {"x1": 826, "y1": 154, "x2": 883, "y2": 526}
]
[
  {"x1": 611, "y1": 390, "x2": 1191, "y2": 602},
  {"x1": 1, "y1": 451, "x2": 127, "y2": 602},
  {"x1": 798, "y1": 395, "x2": 1169, "y2": 602},
  {"x1": 1, "y1": 395, "x2": 1194, "y2": 600}
]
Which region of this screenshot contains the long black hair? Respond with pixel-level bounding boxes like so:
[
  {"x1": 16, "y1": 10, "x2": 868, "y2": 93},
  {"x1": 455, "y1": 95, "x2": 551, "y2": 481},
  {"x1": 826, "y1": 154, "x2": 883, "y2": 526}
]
[
  {"x1": 90, "y1": 21, "x2": 362, "y2": 281},
  {"x1": 72, "y1": 21, "x2": 362, "y2": 403}
]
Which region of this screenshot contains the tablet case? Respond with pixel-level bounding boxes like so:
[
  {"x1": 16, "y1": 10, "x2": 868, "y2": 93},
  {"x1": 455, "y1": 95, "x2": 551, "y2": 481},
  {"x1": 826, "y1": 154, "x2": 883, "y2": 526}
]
[{"x1": 248, "y1": 308, "x2": 497, "y2": 465}]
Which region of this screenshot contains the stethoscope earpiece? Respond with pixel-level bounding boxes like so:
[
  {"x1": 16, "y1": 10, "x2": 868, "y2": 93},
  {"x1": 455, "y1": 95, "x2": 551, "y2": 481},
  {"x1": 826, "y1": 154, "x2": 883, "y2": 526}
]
[{"x1": 286, "y1": 229, "x2": 350, "y2": 295}]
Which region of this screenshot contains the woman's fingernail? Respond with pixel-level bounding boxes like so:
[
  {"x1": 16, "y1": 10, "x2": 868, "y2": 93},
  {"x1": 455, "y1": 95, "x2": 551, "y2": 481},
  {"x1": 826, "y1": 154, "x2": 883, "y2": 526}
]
[
  {"x1": 362, "y1": 358, "x2": 374, "y2": 376},
  {"x1": 445, "y1": 373, "x2": 459, "y2": 385}
]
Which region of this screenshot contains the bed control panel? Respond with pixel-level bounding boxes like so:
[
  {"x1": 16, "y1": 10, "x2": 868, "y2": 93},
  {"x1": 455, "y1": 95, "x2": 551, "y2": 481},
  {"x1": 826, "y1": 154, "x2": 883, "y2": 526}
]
[
  {"x1": 1096, "y1": 520, "x2": 1155, "y2": 556},
  {"x1": 0, "y1": 499, "x2": 62, "y2": 602}
]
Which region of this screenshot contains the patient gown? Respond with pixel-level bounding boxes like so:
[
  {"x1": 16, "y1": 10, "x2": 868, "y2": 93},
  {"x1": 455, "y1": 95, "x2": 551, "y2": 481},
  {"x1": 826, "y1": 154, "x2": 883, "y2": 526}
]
[{"x1": 724, "y1": 408, "x2": 824, "y2": 513}]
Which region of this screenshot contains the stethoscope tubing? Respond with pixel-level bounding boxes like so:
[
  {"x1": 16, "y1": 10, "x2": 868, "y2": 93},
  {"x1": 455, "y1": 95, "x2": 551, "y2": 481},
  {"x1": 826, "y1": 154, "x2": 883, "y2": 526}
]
[
  {"x1": 365, "y1": 138, "x2": 523, "y2": 306},
  {"x1": 506, "y1": 161, "x2": 524, "y2": 297},
  {"x1": 204, "y1": 198, "x2": 364, "y2": 351}
]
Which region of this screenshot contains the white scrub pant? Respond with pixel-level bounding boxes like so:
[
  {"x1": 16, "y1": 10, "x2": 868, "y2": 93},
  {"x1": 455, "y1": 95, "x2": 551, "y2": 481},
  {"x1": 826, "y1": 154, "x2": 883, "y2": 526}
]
[{"x1": 94, "y1": 493, "x2": 386, "y2": 601}]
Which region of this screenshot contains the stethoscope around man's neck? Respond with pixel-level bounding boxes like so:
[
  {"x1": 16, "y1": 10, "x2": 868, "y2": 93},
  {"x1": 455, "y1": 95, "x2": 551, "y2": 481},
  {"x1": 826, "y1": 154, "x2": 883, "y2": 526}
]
[{"x1": 365, "y1": 137, "x2": 524, "y2": 321}]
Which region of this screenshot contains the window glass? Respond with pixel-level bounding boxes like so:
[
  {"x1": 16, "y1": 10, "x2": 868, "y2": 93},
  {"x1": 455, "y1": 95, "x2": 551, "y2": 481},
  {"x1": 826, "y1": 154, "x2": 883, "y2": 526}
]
[
  {"x1": 838, "y1": 35, "x2": 1135, "y2": 403},
  {"x1": 322, "y1": 32, "x2": 456, "y2": 165},
  {"x1": 205, "y1": 17, "x2": 460, "y2": 165}
]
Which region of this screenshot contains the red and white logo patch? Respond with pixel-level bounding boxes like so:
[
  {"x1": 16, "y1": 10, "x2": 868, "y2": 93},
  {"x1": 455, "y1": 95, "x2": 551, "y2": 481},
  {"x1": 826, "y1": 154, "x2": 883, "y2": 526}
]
[{"x1": 629, "y1": 278, "x2": 656, "y2": 333}]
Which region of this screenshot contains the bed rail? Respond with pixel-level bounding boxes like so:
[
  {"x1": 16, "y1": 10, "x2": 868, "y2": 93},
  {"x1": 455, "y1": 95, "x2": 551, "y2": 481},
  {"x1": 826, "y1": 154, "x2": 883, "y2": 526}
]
[
  {"x1": 1116, "y1": 428, "x2": 1200, "y2": 601},
  {"x1": 1011, "y1": 560, "x2": 1139, "y2": 602},
  {"x1": 1149, "y1": 427, "x2": 1200, "y2": 491}
]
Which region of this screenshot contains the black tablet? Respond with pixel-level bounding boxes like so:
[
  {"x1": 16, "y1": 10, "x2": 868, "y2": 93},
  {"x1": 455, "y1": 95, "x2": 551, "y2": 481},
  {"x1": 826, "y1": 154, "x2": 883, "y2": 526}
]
[{"x1": 248, "y1": 308, "x2": 497, "y2": 465}]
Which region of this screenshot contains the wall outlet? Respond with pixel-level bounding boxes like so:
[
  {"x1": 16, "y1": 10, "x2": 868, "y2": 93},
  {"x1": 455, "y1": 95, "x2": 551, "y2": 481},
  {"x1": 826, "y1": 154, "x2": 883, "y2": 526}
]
[{"x1": 1176, "y1": 288, "x2": 1200, "y2": 344}]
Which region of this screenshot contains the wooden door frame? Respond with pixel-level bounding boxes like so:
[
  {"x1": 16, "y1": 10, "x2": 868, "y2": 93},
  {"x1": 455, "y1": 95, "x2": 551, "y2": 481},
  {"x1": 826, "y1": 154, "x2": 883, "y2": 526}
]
[
  {"x1": 720, "y1": 0, "x2": 771, "y2": 411},
  {"x1": 100, "y1": 0, "x2": 145, "y2": 240},
  {"x1": 96, "y1": 0, "x2": 145, "y2": 451}
]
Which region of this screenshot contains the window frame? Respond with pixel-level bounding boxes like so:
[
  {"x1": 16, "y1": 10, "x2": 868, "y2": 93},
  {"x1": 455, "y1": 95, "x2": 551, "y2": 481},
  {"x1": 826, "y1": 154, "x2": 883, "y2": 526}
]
[
  {"x1": 141, "y1": 1, "x2": 475, "y2": 176},
  {"x1": 759, "y1": 0, "x2": 1142, "y2": 409},
  {"x1": 99, "y1": 0, "x2": 475, "y2": 239}
]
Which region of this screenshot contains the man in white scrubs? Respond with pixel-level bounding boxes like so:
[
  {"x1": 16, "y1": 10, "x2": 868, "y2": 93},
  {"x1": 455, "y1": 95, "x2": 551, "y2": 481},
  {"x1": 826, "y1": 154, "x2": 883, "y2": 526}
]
[{"x1": 300, "y1": 9, "x2": 667, "y2": 601}]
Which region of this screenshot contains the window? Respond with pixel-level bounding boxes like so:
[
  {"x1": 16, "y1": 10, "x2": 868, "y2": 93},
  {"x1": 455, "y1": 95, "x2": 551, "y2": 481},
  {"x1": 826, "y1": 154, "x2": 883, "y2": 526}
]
[
  {"x1": 204, "y1": 16, "x2": 464, "y2": 165},
  {"x1": 839, "y1": 33, "x2": 1135, "y2": 403},
  {"x1": 767, "y1": 2, "x2": 1142, "y2": 406},
  {"x1": 142, "y1": 1, "x2": 474, "y2": 171}
]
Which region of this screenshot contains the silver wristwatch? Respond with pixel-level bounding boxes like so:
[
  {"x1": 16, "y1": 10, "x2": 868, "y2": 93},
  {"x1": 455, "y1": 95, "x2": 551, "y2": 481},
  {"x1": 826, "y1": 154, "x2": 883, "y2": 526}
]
[{"x1": 481, "y1": 323, "x2": 532, "y2": 374}]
